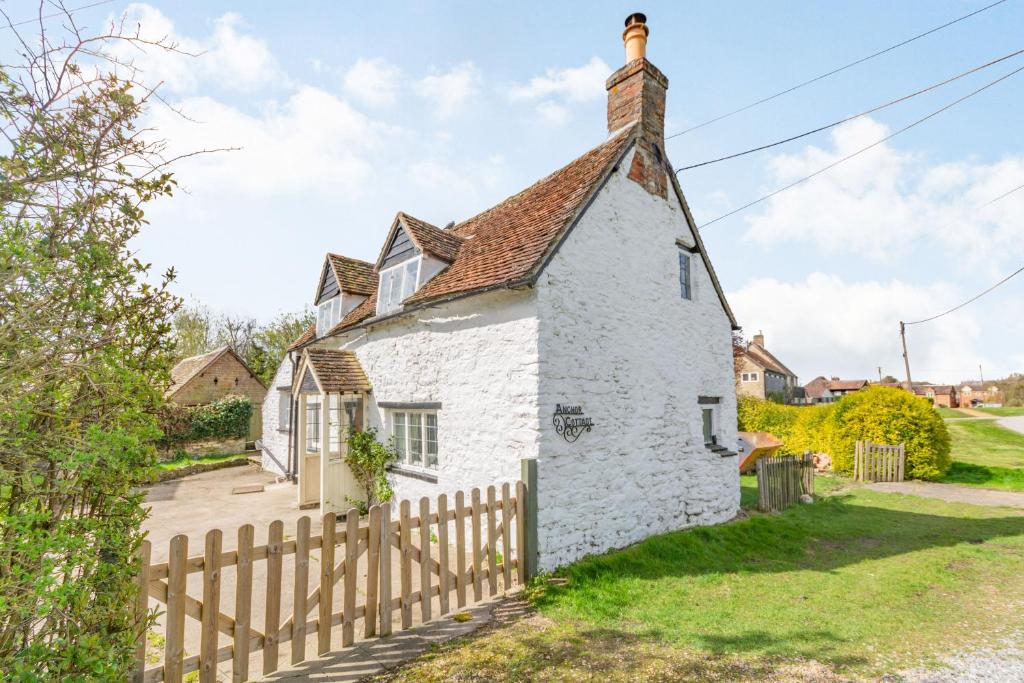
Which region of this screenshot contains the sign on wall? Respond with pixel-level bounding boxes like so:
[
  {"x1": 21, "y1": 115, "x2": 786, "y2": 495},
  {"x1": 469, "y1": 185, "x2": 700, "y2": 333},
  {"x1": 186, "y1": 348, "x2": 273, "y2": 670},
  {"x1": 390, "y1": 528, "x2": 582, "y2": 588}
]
[{"x1": 552, "y1": 404, "x2": 594, "y2": 443}]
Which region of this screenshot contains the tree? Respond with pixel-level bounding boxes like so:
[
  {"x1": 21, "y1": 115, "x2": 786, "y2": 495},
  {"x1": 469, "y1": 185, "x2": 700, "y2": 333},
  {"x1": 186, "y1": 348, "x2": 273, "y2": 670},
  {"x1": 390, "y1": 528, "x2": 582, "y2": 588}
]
[
  {"x1": 251, "y1": 309, "x2": 314, "y2": 384},
  {"x1": 344, "y1": 428, "x2": 398, "y2": 514},
  {"x1": 880, "y1": 375, "x2": 899, "y2": 384},
  {"x1": 171, "y1": 302, "x2": 216, "y2": 359},
  {"x1": 0, "y1": 9, "x2": 199, "y2": 677}
]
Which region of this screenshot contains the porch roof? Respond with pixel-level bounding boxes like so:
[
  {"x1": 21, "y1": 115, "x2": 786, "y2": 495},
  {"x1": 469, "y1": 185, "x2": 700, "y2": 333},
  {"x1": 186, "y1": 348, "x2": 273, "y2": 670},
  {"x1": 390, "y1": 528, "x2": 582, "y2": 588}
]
[{"x1": 304, "y1": 348, "x2": 371, "y2": 393}]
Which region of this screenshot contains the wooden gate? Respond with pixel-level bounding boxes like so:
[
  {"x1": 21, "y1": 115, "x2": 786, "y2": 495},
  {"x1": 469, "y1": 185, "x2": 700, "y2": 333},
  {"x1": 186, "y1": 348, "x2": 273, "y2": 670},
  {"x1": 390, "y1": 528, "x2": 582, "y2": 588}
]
[
  {"x1": 756, "y1": 452, "x2": 814, "y2": 512},
  {"x1": 854, "y1": 441, "x2": 905, "y2": 482},
  {"x1": 135, "y1": 482, "x2": 527, "y2": 683}
]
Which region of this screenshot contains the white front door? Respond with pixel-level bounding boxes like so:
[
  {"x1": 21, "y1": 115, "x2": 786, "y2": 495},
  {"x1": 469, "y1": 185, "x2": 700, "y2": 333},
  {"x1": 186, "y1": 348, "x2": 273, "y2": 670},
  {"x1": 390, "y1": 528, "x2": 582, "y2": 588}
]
[
  {"x1": 297, "y1": 394, "x2": 322, "y2": 507},
  {"x1": 320, "y1": 394, "x2": 365, "y2": 515}
]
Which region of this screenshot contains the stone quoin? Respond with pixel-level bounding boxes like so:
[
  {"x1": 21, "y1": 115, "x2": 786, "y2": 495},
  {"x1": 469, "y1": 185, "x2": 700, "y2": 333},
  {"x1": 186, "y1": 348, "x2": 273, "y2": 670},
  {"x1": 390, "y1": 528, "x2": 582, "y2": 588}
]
[{"x1": 262, "y1": 12, "x2": 740, "y2": 571}]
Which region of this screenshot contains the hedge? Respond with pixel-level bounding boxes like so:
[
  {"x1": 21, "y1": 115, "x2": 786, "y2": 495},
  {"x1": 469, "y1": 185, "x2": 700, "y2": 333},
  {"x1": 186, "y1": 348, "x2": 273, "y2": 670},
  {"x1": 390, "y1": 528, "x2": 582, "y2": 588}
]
[
  {"x1": 737, "y1": 386, "x2": 951, "y2": 480},
  {"x1": 160, "y1": 395, "x2": 253, "y2": 444}
]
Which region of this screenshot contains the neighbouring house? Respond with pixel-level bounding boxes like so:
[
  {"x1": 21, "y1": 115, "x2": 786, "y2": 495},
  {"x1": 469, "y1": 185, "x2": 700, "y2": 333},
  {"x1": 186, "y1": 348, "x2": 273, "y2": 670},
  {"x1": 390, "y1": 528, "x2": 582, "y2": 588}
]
[
  {"x1": 802, "y1": 377, "x2": 869, "y2": 404},
  {"x1": 167, "y1": 346, "x2": 267, "y2": 440},
  {"x1": 957, "y1": 382, "x2": 1003, "y2": 407},
  {"x1": 914, "y1": 384, "x2": 958, "y2": 408},
  {"x1": 262, "y1": 14, "x2": 740, "y2": 570},
  {"x1": 735, "y1": 333, "x2": 800, "y2": 403}
]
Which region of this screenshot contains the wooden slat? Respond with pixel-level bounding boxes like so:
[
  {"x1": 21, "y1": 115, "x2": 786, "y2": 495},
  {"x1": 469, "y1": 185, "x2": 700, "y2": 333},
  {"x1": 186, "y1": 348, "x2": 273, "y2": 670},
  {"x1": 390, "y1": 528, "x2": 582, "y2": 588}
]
[
  {"x1": 199, "y1": 529, "x2": 222, "y2": 683},
  {"x1": 379, "y1": 504, "x2": 393, "y2": 637},
  {"x1": 515, "y1": 481, "x2": 526, "y2": 585},
  {"x1": 263, "y1": 520, "x2": 284, "y2": 674},
  {"x1": 365, "y1": 505, "x2": 381, "y2": 638},
  {"x1": 165, "y1": 535, "x2": 188, "y2": 683},
  {"x1": 437, "y1": 494, "x2": 450, "y2": 615},
  {"x1": 134, "y1": 540, "x2": 151, "y2": 683},
  {"x1": 471, "y1": 488, "x2": 483, "y2": 601},
  {"x1": 233, "y1": 524, "x2": 254, "y2": 682},
  {"x1": 455, "y1": 490, "x2": 467, "y2": 608},
  {"x1": 418, "y1": 497, "x2": 432, "y2": 623},
  {"x1": 400, "y1": 499, "x2": 413, "y2": 629},
  {"x1": 318, "y1": 513, "x2": 336, "y2": 656},
  {"x1": 501, "y1": 483, "x2": 512, "y2": 592},
  {"x1": 343, "y1": 509, "x2": 359, "y2": 647},
  {"x1": 292, "y1": 516, "x2": 311, "y2": 665}
]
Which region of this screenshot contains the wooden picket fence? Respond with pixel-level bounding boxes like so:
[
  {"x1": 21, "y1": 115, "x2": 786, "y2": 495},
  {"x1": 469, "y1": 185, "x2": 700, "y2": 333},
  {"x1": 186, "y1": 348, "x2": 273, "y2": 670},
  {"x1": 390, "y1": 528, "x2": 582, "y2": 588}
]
[
  {"x1": 854, "y1": 440, "x2": 905, "y2": 482},
  {"x1": 134, "y1": 482, "x2": 526, "y2": 683},
  {"x1": 755, "y1": 452, "x2": 814, "y2": 512}
]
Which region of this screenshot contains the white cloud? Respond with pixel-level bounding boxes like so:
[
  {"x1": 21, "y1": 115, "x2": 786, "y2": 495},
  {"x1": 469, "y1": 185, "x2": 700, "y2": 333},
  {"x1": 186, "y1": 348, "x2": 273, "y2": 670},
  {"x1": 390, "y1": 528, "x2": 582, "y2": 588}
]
[
  {"x1": 414, "y1": 63, "x2": 479, "y2": 119},
  {"x1": 743, "y1": 117, "x2": 1024, "y2": 272},
  {"x1": 728, "y1": 273, "x2": 991, "y2": 384},
  {"x1": 109, "y1": 3, "x2": 283, "y2": 93},
  {"x1": 509, "y1": 56, "x2": 610, "y2": 102},
  {"x1": 149, "y1": 86, "x2": 383, "y2": 197},
  {"x1": 536, "y1": 101, "x2": 570, "y2": 126},
  {"x1": 343, "y1": 58, "x2": 403, "y2": 107}
]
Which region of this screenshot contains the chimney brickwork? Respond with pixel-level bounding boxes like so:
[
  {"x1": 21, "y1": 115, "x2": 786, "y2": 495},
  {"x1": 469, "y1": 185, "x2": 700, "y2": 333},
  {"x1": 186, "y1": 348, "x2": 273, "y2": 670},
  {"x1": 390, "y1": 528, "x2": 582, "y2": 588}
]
[{"x1": 606, "y1": 14, "x2": 669, "y2": 199}]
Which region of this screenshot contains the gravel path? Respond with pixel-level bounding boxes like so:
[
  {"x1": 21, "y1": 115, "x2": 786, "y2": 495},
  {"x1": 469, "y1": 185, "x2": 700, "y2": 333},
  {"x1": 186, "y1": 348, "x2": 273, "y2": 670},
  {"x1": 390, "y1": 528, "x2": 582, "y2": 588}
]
[
  {"x1": 897, "y1": 639, "x2": 1024, "y2": 682},
  {"x1": 997, "y1": 415, "x2": 1024, "y2": 436},
  {"x1": 865, "y1": 480, "x2": 1024, "y2": 508}
]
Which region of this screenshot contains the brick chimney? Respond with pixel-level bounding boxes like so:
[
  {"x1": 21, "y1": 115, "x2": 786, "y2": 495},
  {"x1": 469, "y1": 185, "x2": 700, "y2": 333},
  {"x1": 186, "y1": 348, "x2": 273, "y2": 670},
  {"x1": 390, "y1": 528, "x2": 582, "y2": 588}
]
[
  {"x1": 752, "y1": 332, "x2": 765, "y2": 348},
  {"x1": 606, "y1": 12, "x2": 669, "y2": 198}
]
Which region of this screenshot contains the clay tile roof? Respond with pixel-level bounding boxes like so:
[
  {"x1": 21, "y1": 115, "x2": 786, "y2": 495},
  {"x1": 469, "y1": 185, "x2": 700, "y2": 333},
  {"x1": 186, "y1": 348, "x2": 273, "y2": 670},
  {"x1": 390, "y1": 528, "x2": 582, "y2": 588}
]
[
  {"x1": 327, "y1": 254, "x2": 376, "y2": 296},
  {"x1": 398, "y1": 213, "x2": 464, "y2": 263},
  {"x1": 828, "y1": 379, "x2": 868, "y2": 392},
  {"x1": 305, "y1": 348, "x2": 370, "y2": 392},
  {"x1": 746, "y1": 343, "x2": 796, "y2": 378},
  {"x1": 167, "y1": 346, "x2": 229, "y2": 396},
  {"x1": 287, "y1": 325, "x2": 316, "y2": 351},
  {"x1": 402, "y1": 125, "x2": 636, "y2": 306}
]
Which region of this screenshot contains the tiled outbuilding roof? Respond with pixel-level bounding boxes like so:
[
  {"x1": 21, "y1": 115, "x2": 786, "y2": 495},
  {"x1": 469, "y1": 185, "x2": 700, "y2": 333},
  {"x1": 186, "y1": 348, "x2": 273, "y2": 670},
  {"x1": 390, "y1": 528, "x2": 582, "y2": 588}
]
[
  {"x1": 327, "y1": 254, "x2": 376, "y2": 296},
  {"x1": 304, "y1": 348, "x2": 371, "y2": 392},
  {"x1": 168, "y1": 347, "x2": 229, "y2": 396}
]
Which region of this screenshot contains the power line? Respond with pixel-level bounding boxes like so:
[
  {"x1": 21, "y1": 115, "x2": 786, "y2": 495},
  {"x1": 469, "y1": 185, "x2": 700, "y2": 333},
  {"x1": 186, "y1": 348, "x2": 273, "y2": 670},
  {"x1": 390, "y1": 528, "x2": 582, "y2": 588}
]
[
  {"x1": 677, "y1": 47, "x2": 1024, "y2": 172},
  {"x1": 697, "y1": 63, "x2": 1024, "y2": 230},
  {"x1": 905, "y1": 263, "x2": 1024, "y2": 326},
  {"x1": 665, "y1": 0, "x2": 1010, "y2": 140},
  {"x1": 1, "y1": 0, "x2": 116, "y2": 30}
]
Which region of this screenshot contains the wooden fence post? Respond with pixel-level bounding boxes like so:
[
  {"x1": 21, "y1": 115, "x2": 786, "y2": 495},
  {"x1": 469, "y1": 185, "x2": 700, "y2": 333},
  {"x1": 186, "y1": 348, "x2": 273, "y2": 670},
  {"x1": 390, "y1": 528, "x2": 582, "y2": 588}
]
[
  {"x1": 264, "y1": 520, "x2": 283, "y2": 674},
  {"x1": 165, "y1": 534, "x2": 188, "y2": 683},
  {"x1": 399, "y1": 499, "x2": 412, "y2": 629},
  {"x1": 520, "y1": 458, "x2": 539, "y2": 581},
  {"x1": 200, "y1": 529, "x2": 223, "y2": 683},
  {"x1": 455, "y1": 491, "x2": 467, "y2": 608},
  {"x1": 470, "y1": 488, "x2": 483, "y2": 602},
  {"x1": 486, "y1": 486, "x2": 499, "y2": 597},
  {"x1": 419, "y1": 497, "x2": 432, "y2": 624},
  {"x1": 515, "y1": 481, "x2": 527, "y2": 585},
  {"x1": 318, "y1": 512, "x2": 335, "y2": 656},
  {"x1": 343, "y1": 508, "x2": 358, "y2": 647},
  {"x1": 365, "y1": 505, "x2": 381, "y2": 638},
  {"x1": 292, "y1": 516, "x2": 311, "y2": 664},
  {"x1": 133, "y1": 540, "x2": 151, "y2": 683},
  {"x1": 378, "y1": 504, "x2": 393, "y2": 637},
  {"x1": 437, "y1": 494, "x2": 450, "y2": 615},
  {"x1": 501, "y1": 482, "x2": 512, "y2": 593},
  {"x1": 898, "y1": 444, "x2": 906, "y2": 481},
  {"x1": 234, "y1": 524, "x2": 254, "y2": 682}
]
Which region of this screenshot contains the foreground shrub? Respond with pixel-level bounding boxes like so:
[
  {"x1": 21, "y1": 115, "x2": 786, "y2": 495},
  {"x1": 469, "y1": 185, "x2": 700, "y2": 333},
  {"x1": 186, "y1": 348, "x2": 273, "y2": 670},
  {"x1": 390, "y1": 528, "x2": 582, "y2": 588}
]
[
  {"x1": 737, "y1": 396, "x2": 833, "y2": 456},
  {"x1": 828, "y1": 386, "x2": 951, "y2": 479}
]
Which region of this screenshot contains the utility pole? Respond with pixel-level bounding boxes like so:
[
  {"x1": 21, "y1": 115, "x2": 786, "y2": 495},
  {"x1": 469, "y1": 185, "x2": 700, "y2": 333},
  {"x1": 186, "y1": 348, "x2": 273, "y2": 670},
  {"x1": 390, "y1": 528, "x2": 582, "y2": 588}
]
[
  {"x1": 979, "y1": 363, "x2": 984, "y2": 384},
  {"x1": 899, "y1": 321, "x2": 913, "y2": 392},
  {"x1": 877, "y1": 366, "x2": 883, "y2": 383}
]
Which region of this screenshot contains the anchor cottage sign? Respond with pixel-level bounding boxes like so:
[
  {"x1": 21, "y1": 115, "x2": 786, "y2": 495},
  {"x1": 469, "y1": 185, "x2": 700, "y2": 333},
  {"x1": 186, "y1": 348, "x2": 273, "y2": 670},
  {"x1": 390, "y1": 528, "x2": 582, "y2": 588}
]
[{"x1": 553, "y1": 404, "x2": 595, "y2": 443}]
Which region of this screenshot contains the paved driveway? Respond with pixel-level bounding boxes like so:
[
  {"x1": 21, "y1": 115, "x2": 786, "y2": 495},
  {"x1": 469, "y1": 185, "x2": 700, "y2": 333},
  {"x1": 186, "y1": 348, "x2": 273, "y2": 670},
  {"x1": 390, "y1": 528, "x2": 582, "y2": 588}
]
[{"x1": 997, "y1": 415, "x2": 1024, "y2": 436}]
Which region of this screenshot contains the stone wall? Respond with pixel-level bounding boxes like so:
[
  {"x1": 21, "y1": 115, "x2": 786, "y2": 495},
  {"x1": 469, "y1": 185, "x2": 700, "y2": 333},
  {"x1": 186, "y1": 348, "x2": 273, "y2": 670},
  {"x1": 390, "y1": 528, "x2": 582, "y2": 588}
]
[
  {"x1": 260, "y1": 359, "x2": 293, "y2": 476},
  {"x1": 533, "y1": 149, "x2": 739, "y2": 571}
]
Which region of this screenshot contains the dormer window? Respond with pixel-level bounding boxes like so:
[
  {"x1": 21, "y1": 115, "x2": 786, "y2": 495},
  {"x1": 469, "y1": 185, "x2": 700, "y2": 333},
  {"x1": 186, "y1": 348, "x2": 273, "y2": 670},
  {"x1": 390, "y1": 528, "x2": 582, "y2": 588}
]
[
  {"x1": 316, "y1": 296, "x2": 341, "y2": 337},
  {"x1": 377, "y1": 257, "x2": 420, "y2": 315}
]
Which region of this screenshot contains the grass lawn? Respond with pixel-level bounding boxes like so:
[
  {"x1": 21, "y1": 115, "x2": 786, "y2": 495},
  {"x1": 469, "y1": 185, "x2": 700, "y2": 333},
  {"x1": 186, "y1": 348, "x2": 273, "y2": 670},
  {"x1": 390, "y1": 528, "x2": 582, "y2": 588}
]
[
  {"x1": 977, "y1": 406, "x2": 1024, "y2": 417},
  {"x1": 377, "y1": 480, "x2": 1024, "y2": 681},
  {"x1": 939, "y1": 419, "x2": 1024, "y2": 492},
  {"x1": 155, "y1": 452, "x2": 249, "y2": 472},
  {"x1": 935, "y1": 406, "x2": 968, "y2": 419}
]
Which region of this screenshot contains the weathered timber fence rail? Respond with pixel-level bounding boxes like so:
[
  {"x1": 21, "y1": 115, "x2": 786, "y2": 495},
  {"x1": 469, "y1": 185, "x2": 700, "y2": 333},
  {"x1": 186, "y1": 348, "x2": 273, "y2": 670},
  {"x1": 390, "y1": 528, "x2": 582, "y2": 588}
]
[
  {"x1": 756, "y1": 452, "x2": 814, "y2": 512},
  {"x1": 854, "y1": 441, "x2": 905, "y2": 482},
  {"x1": 135, "y1": 482, "x2": 527, "y2": 683}
]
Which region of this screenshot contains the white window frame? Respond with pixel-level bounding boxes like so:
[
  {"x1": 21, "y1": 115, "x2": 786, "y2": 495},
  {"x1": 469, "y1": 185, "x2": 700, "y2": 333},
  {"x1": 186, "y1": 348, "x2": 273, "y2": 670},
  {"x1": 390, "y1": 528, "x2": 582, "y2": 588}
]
[
  {"x1": 678, "y1": 249, "x2": 692, "y2": 301},
  {"x1": 305, "y1": 396, "x2": 321, "y2": 453},
  {"x1": 376, "y1": 257, "x2": 422, "y2": 316},
  {"x1": 702, "y1": 406, "x2": 718, "y2": 445},
  {"x1": 316, "y1": 295, "x2": 342, "y2": 337},
  {"x1": 388, "y1": 408, "x2": 438, "y2": 470},
  {"x1": 278, "y1": 390, "x2": 291, "y2": 430},
  {"x1": 741, "y1": 372, "x2": 759, "y2": 383}
]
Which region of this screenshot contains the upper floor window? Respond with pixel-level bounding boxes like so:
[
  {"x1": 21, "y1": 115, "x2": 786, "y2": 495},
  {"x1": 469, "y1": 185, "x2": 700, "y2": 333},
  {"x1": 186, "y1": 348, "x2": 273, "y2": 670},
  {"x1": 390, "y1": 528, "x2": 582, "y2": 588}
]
[
  {"x1": 316, "y1": 296, "x2": 342, "y2": 337},
  {"x1": 678, "y1": 249, "x2": 692, "y2": 300},
  {"x1": 377, "y1": 258, "x2": 420, "y2": 316}
]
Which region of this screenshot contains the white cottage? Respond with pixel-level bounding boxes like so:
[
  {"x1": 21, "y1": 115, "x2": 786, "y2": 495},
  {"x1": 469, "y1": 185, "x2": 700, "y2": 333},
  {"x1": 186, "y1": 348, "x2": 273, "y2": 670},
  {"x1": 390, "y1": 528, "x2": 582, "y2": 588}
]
[{"x1": 262, "y1": 13, "x2": 740, "y2": 570}]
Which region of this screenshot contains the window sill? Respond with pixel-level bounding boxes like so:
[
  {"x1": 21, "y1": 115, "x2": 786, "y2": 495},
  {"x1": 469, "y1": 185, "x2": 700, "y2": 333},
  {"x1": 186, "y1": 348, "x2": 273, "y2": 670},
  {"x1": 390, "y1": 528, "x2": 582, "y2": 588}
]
[{"x1": 388, "y1": 464, "x2": 438, "y2": 483}]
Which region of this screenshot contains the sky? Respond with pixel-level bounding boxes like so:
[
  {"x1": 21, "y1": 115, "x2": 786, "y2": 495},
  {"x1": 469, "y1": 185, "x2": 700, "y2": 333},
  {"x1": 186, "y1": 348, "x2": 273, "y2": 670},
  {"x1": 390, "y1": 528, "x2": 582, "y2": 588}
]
[{"x1": 3, "y1": 0, "x2": 1024, "y2": 385}]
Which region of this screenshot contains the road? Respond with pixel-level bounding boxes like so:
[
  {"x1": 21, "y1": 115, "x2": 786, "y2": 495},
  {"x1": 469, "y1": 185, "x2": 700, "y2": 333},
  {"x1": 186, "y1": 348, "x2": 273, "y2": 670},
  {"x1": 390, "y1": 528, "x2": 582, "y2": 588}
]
[{"x1": 997, "y1": 415, "x2": 1024, "y2": 436}]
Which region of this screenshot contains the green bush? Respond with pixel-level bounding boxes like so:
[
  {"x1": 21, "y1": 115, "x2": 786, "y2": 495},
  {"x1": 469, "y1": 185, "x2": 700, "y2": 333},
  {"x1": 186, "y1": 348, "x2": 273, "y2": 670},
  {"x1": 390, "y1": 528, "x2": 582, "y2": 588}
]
[
  {"x1": 160, "y1": 395, "x2": 252, "y2": 444},
  {"x1": 737, "y1": 396, "x2": 800, "y2": 452},
  {"x1": 827, "y1": 386, "x2": 951, "y2": 480},
  {"x1": 345, "y1": 428, "x2": 399, "y2": 512}
]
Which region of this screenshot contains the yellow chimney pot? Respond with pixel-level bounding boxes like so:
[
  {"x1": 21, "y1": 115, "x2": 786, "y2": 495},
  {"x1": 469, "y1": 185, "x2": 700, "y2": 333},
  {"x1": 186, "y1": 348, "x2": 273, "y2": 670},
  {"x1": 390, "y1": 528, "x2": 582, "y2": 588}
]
[{"x1": 623, "y1": 12, "x2": 649, "y2": 62}]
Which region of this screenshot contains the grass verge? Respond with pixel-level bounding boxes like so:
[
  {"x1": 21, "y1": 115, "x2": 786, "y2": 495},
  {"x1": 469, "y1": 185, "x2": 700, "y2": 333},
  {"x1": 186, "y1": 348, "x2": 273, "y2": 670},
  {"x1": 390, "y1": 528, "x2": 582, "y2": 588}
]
[
  {"x1": 977, "y1": 406, "x2": 1024, "y2": 417},
  {"x1": 935, "y1": 406, "x2": 968, "y2": 419},
  {"x1": 155, "y1": 452, "x2": 249, "y2": 472},
  {"x1": 376, "y1": 482, "x2": 1024, "y2": 681},
  {"x1": 939, "y1": 419, "x2": 1024, "y2": 491}
]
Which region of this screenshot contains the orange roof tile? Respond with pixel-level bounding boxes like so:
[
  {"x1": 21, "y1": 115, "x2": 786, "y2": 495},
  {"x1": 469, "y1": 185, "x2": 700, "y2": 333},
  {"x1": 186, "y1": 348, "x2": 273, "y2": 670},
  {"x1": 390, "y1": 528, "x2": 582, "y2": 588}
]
[
  {"x1": 327, "y1": 254, "x2": 375, "y2": 296},
  {"x1": 304, "y1": 348, "x2": 371, "y2": 392}
]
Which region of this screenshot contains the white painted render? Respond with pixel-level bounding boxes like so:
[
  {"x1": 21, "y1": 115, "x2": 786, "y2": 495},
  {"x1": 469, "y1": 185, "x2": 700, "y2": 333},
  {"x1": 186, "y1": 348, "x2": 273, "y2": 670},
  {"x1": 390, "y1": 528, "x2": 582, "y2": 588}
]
[
  {"x1": 260, "y1": 358, "x2": 293, "y2": 476},
  {"x1": 534, "y1": 149, "x2": 739, "y2": 570}
]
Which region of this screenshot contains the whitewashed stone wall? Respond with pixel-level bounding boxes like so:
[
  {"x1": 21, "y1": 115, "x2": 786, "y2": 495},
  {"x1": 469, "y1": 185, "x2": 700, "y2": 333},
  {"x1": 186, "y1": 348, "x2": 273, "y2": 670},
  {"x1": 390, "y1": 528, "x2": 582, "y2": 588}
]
[
  {"x1": 327, "y1": 289, "x2": 541, "y2": 503},
  {"x1": 260, "y1": 358, "x2": 293, "y2": 476},
  {"x1": 534, "y1": 148, "x2": 740, "y2": 571}
]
